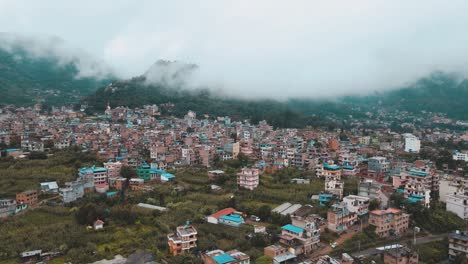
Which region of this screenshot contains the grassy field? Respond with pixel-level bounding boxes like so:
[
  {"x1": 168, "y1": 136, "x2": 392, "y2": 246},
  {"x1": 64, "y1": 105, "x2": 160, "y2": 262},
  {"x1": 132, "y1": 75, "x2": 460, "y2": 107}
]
[
  {"x1": 0, "y1": 157, "x2": 333, "y2": 263},
  {"x1": 0, "y1": 150, "x2": 102, "y2": 197}
]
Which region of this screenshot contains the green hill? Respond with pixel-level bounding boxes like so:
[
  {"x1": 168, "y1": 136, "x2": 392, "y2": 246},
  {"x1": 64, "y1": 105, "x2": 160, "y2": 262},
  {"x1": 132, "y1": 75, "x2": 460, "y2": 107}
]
[{"x1": 0, "y1": 41, "x2": 113, "y2": 106}]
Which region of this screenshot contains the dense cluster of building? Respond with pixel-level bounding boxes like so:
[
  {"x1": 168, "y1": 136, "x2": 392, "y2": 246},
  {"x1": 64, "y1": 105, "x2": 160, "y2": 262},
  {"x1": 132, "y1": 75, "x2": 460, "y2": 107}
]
[{"x1": 0, "y1": 104, "x2": 467, "y2": 263}]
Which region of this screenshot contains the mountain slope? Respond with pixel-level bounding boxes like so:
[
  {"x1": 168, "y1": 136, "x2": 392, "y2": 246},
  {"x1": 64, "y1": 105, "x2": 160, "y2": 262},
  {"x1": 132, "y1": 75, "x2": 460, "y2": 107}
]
[
  {"x1": 338, "y1": 72, "x2": 468, "y2": 120},
  {"x1": 84, "y1": 64, "x2": 468, "y2": 126},
  {"x1": 0, "y1": 35, "x2": 113, "y2": 106}
]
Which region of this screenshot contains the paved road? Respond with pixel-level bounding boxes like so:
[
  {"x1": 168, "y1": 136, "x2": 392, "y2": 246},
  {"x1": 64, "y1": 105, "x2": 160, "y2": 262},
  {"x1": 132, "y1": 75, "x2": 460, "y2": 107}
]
[{"x1": 350, "y1": 233, "x2": 447, "y2": 258}]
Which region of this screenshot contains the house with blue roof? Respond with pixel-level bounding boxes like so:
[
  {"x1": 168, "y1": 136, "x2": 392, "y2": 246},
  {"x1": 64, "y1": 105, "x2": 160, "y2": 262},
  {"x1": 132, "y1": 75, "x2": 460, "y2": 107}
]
[
  {"x1": 219, "y1": 213, "x2": 245, "y2": 227},
  {"x1": 319, "y1": 193, "x2": 334, "y2": 206},
  {"x1": 202, "y1": 249, "x2": 250, "y2": 264},
  {"x1": 277, "y1": 221, "x2": 320, "y2": 256}
]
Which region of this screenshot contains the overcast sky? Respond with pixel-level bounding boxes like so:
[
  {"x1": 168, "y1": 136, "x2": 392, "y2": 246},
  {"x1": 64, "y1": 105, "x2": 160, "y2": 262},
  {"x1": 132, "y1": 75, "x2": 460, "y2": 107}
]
[{"x1": 1, "y1": 0, "x2": 468, "y2": 98}]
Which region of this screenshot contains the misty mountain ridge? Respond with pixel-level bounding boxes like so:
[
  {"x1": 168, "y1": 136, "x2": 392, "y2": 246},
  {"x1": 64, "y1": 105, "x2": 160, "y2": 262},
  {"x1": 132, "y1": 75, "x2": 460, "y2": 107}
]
[
  {"x1": 83, "y1": 62, "x2": 468, "y2": 127},
  {"x1": 0, "y1": 33, "x2": 114, "y2": 106},
  {"x1": 0, "y1": 37, "x2": 466, "y2": 123}
]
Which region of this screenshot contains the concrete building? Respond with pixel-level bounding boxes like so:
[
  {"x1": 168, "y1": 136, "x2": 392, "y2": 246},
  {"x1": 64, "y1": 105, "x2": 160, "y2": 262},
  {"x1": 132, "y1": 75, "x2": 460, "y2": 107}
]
[
  {"x1": 264, "y1": 245, "x2": 296, "y2": 264},
  {"x1": 167, "y1": 222, "x2": 197, "y2": 256},
  {"x1": 202, "y1": 249, "x2": 250, "y2": 264},
  {"x1": 343, "y1": 195, "x2": 370, "y2": 217},
  {"x1": 237, "y1": 168, "x2": 260, "y2": 190},
  {"x1": 16, "y1": 190, "x2": 38, "y2": 206},
  {"x1": 448, "y1": 230, "x2": 468, "y2": 262},
  {"x1": 79, "y1": 166, "x2": 108, "y2": 185},
  {"x1": 104, "y1": 160, "x2": 123, "y2": 178},
  {"x1": 403, "y1": 133, "x2": 420, "y2": 153},
  {"x1": 21, "y1": 140, "x2": 44, "y2": 152},
  {"x1": 60, "y1": 181, "x2": 84, "y2": 203},
  {"x1": 327, "y1": 203, "x2": 357, "y2": 233},
  {"x1": 279, "y1": 222, "x2": 319, "y2": 256},
  {"x1": 446, "y1": 190, "x2": 468, "y2": 220},
  {"x1": 453, "y1": 151, "x2": 468, "y2": 161},
  {"x1": 0, "y1": 199, "x2": 16, "y2": 218},
  {"x1": 368, "y1": 156, "x2": 389, "y2": 174},
  {"x1": 382, "y1": 246, "x2": 418, "y2": 264},
  {"x1": 401, "y1": 167, "x2": 439, "y2": 207},
  {"x1": 316, "y1": 162, "x2": 342, "y2": 180},
  {"x1": 369, "y1": 208, "x2": 409, "y2": 238}
]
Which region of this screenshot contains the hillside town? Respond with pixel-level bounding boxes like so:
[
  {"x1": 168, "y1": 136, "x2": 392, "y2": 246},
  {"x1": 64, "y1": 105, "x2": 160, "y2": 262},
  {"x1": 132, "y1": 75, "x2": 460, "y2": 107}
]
[{"x1": 0, "y1": 103, "x2": 467, "y2": 264}]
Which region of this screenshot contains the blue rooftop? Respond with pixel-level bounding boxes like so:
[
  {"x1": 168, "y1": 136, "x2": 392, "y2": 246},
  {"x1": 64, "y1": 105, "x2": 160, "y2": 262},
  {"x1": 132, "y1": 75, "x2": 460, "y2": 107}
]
[
  {"x1": 408, "y1": 170, "x2": 427, "y2": 177},
  {"x1": 220, "y1": 214, "x2": 244, "y2": 223},
  {"x1": 161, "y1": 173, "x2": 175, "y2": 179},
  {"x1": 80, "y1": 166, "x2": 107, "y2": 174},
  {"x1": 213, "y1": 254, "x2": 235, "y2": 264},
  {"x1": 323, "y1": 162, "x2": 341, "y2": 170},
  {"x1": 149, "y1": 168, "x2": 166, "y2": 174},
  {"x1": 6, "y1": 148, "x2": 20, "y2": 152},
  {"x1": 282, "y1": 224, "x2": 304, "y2": 234}
]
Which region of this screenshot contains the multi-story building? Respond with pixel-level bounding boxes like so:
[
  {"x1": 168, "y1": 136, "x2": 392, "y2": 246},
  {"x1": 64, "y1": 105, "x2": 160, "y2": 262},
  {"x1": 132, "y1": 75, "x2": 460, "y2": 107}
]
[
  {"x1": 0, "y1": 199, "x2": 16, "y2": 218},
  {"x1": 79, "y1": 166, "x2": 108, "y2": 185},
  {"x1": 16, "y1": 190, "x2": 38, "y2": 206},
  {"x1": 278, "y1": 221, "x2": 319, "y2": 256},
  {"x1": 446, "y1": 188, "x2": 468, "y2": 220},
  {"x1": 264, "y1": 245, "x2": 297, "y2": 264},
  {"x1": 343, "y1": 195, "x2": 370, "y2": 217},
  {"x1": 382, "y1": 246, "x2": 418, "y2": 264},
  {"x1": 403, "y1": 133, "x2": 420, "y2": 153},
  {"x1": 237, "y1": 168, "x2": 260, "y2": 190},
  {"x1": 167, "y1": 222, "x2": 197, "y2": 256},
  {"x1": 202, "y1": 249, "x2": 250, "y2": 264},
  {"x1": 358, "y1": 180, "x2": 382, "y2": 200},
  {"x1": 59, "y1": 181, "x2": 84, "y2": 203},
  {"x1": 401, "y1": 166, "x2": 439, "y2": 207},
  {"x1": 453, "y1": 151, "x2": 468, "y2": 161},
  {"x1": 448, "y1": 230, "x2": 468, "y2": 262},
  {"x1": 368, "y1": 156, "x2": 389, "y2": 174},
  {"x1": 327, "y1": 203, "x2": 357, "y2": 233},
  {"x1": 21, "y1": 139, "x2": 44, "y2": 152},
  {"x1": 324, "y1": 180, "x2": 344, "y2": 200},
  {"x1": 369, "y1": 208, "x2": 409, "y2": 238},
  {"x1": 104, "y1": 160, "x2": 122, "y2": 178},
  {"x1": 316, "y1": 162, "x2": 342, "y2": 180}
]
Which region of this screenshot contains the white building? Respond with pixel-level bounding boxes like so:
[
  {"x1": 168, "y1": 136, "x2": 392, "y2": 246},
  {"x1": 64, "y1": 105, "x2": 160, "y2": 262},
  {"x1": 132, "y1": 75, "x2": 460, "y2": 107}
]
[
  {"x1": 446, "y1": 193, "x2": 468, "y2": 220},
  {"x1": 453, "y1": 151, "x2": 468, "y2": 161},
  {"x1": 403, "y1": 134, "x2": 420, "y2": 153},
  {"x1": 237, "y1": 168, "x2": 260, "y2": 190},
  {"x1": 343, "y1": 195, "x2": 370, "y2": 216}
]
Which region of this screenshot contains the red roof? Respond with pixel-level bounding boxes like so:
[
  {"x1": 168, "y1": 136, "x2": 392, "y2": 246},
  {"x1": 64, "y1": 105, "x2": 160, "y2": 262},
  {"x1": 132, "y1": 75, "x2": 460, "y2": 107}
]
[
  {"x1": 370, "y1": 208, "x2": 401, "y2": 215},
  {"x1": 209, "y1": 207, "x2": 236, "y2": 219},
  {"x1": 95, "y1": 183, "x2": 108, "y2": 188},
  {"x1": 94, "y1": 219, "x2": 104, "y2": 225}
]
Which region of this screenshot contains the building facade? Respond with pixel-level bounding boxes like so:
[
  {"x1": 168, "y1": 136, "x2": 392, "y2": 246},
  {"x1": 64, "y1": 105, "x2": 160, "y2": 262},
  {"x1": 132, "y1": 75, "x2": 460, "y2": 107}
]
[{"x1": 369, "y1": 208, "x2": 409, "y2": 237}]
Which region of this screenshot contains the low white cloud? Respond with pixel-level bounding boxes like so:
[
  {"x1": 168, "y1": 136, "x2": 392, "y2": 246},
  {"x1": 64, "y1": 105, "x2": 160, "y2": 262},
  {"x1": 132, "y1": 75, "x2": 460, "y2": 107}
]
[{"x1": 1, "y1": 0, "x2": 468, "y2": 98}]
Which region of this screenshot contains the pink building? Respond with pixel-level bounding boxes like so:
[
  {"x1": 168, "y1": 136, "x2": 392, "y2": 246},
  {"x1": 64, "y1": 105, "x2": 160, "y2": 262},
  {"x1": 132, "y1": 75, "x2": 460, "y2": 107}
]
[
  {"x1": 237, "y1": 168, "x2": 260, "y2": 190},
  {"x1": 104, "y1": 160, "x2": 122, "y2": 178}
]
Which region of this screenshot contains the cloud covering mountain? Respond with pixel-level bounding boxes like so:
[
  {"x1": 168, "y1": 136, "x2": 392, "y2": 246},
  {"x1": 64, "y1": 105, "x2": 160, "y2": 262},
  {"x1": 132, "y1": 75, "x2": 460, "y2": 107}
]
[{"x1": 2, "y1": 0, "x2": 468, "y2": 98}]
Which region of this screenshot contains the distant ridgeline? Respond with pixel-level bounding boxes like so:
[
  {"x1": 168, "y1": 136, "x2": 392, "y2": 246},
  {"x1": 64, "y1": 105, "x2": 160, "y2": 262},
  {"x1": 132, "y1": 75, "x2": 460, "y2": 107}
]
[
  {"x1": 0, "y1": 41, "x2": 466, "y2": 125},
  {"x1": 83, "y1": 66, "x2": 468, "y2": 127},
  {"x1": 0, "y1": 44, "x2": 112, "y2": 107}
]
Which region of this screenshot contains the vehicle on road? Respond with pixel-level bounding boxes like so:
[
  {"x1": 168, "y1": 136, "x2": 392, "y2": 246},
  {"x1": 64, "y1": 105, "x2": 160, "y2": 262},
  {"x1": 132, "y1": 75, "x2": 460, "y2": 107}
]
[{"x1": 250, "y1": 215, "x2": 260, "y2": 222}]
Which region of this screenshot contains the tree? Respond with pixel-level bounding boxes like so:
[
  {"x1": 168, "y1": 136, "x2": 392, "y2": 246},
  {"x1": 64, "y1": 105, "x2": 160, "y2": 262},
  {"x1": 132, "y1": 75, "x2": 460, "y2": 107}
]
[
  {"x1": 369, "y1": 199, "x2": 381, "y2": 211},
  {"x1": 255, "y1": 256, "x2": 272, "y2": 264},
  {"x1": 389, "y1": 192, "x2": 405, "y2": 208},
  {"x1": 120, "y1": 165, "x2": 137, "y2": 189},
  {"x1": 454, "y1": 253, "x2": 468, "y2": 264},
  {"x1": 256, "y1": 205, "x2": 272, "y2": 221}
]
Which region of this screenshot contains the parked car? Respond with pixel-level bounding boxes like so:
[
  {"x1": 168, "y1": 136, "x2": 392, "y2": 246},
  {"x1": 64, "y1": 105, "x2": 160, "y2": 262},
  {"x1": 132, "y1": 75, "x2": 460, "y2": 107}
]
[
  {"x1": 330, "y1": 242, "x2": 338, "y2": 248},
  {"x1": 250, "y1": 215, "x2": 261, "y2": 222}
]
